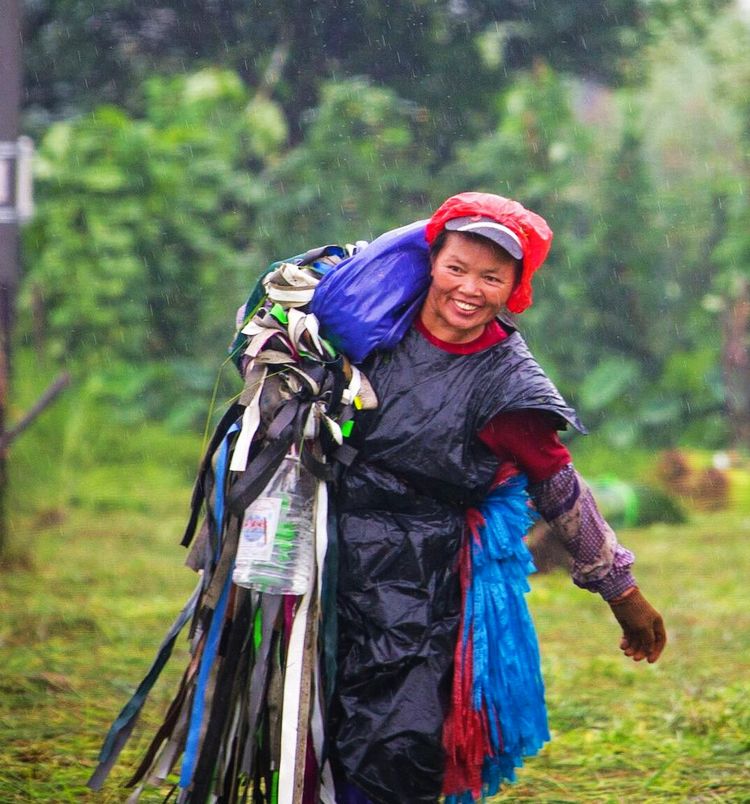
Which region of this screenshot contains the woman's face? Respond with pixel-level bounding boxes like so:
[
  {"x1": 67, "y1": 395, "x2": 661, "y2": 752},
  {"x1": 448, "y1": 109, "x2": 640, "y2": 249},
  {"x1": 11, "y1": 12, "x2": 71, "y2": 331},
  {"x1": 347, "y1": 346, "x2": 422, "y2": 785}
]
[{"x1": 421, "y1": 232, "x2": 518, "y2": 343}]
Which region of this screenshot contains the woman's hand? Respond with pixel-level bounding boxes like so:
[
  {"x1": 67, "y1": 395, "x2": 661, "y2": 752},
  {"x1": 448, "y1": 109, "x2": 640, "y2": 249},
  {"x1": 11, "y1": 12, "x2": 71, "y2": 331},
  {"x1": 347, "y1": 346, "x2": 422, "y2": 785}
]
[{"x1": 608, "y1": 587, "x2": 667, "y2": 663}]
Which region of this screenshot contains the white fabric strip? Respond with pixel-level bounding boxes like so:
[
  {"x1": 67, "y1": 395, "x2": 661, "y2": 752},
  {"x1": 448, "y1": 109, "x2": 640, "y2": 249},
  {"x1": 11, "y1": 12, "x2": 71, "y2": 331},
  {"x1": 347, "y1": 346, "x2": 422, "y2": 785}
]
[
  {"x1": 303, "y1": 313, "x2": 325, "y2": 356},
  {"x1": 277, "y1": 590, "x2": 312, "y2": 804},
  {"x1": 287, "y1": 309, "x2": 326, "y2": 359},
  {"x1": 342, "y1": 365, "x2": 362, "y2": 405},
  {"x1": 278, "y1": 263, "x2": 317, "y2": 287},
  {"x1": 266, "y1": 286, "x2": 317, "y2": 305},
  {"x1": 277, "y1": 470, "x2": 321, "y2": 803},
  {"x1": 245, "y1": 329, "x2": 281, "y2": 358},
  {"x1": 321, "y1": 414, "x2": 343, "y2": 445},
  {"x1": 313, "y1": 481, "x2": 328, "y2": 628},
  {"x1": 303, "y1": 403, "x2": 320, "y2": 440},
  {"x1": 286, "y1": 308, "x2": 308, "y2": 349},
  {"x1": 240, "y1": 319, "x2": 264, "y2": 337},
  {"x1": 125, "y1": 784, "x2": 145, "y2": 803},
  {"x1": 229, "y1": 366, "x2": 267, "y2": 472}
]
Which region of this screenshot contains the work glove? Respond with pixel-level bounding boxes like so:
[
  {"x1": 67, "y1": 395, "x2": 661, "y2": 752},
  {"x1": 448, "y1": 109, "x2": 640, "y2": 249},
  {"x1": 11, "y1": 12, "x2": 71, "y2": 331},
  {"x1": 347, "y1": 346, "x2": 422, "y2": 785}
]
[{"x1": 609, "y1": 587, "x2": 666, "y2": 663}]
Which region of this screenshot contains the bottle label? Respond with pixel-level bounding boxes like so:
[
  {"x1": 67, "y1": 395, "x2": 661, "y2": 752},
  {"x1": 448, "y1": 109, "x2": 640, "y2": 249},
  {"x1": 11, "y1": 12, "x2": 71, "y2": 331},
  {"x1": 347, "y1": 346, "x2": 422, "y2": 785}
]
[{"x1": 236, "y1": 496, "x2": 283, "y2": 563}]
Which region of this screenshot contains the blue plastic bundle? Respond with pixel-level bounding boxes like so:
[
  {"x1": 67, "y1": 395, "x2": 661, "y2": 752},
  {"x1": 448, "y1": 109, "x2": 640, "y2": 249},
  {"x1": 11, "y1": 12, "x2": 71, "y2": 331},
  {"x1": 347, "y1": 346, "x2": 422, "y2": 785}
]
[
  {"x1": 473, "y1": 478, "x2": 549, "y2": 794},
  {"x1": 310, "y1": 220, "x2": 431, "y2": 363},
  {"x1": 444, "y1": 475, "x2": 550, "y2": 804}
]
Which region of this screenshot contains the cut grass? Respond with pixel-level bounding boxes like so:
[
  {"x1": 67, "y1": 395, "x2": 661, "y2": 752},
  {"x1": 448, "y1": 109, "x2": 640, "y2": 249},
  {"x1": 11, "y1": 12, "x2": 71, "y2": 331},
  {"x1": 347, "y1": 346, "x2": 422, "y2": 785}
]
[
  {"x1": 1, "y1": 457, "x2": 750, "y2": 801},
  {"x1": 0, "y1": 500, "x2": 197, "y2": 803},
  {"x1": 505, "y1": 512, "x2": 750, "y2": 802}
]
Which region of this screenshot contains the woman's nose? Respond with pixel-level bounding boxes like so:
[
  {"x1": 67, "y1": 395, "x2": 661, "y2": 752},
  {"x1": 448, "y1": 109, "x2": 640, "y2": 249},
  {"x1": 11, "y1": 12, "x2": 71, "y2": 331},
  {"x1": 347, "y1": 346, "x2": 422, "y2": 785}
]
[{"x1": 459, "y1": 275, "x2": 482, "y2": 296}]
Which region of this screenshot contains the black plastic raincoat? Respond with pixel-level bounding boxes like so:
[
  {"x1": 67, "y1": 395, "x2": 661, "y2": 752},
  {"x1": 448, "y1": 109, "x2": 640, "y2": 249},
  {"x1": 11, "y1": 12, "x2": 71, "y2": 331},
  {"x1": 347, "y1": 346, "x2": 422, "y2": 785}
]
[{"x1": 329, "y1": 323, "x2": 583, "y2": 803}]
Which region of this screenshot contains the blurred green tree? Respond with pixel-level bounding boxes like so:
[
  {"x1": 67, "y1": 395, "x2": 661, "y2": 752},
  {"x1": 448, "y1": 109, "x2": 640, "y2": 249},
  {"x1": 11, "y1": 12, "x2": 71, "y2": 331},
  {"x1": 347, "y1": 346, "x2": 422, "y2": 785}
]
[
  {"x1": 22, "y1": 68, "x2": 286, "y2": 425},
  {"x1": 639, "y1": 7, "x2": 748, "y2": 447},
  {"x1": 443, "y1": 64, "x2": 596, "y2": 385},
  {"x1": 22, "y1": 0, "x2": 652, "y2": 150},
  {"x1": 15, "y1": 0, "x2": 747, "y2": 453},
  {"x1": 707, "y1": 12, "x2": 750, "y2": 446},
  {"x1": 443, "y1": 60, "x2": 728, "y2": 447},
  {"x1": 252, "y1": 78, "x2": 431, "y2": 259}
]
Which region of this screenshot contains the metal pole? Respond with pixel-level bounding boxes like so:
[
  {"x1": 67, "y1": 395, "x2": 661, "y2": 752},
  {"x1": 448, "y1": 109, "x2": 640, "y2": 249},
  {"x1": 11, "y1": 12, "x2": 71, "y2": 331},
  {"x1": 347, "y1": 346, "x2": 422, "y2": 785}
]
[{"x1": 0, "y1": 0, "x2": 22, "y2": 553}]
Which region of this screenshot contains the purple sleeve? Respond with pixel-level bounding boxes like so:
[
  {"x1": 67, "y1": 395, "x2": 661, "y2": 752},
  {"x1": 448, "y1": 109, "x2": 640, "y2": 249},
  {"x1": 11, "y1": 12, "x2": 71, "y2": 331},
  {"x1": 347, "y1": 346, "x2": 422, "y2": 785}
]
[{"x1": 528, "y1": 464, "x2": 637, "y2": 600}]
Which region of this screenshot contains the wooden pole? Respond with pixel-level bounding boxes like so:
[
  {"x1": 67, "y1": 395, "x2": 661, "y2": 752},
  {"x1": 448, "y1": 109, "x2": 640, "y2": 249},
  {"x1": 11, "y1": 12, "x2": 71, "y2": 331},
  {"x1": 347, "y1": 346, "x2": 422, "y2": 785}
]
[{"x1": 0, "y1": 0, "x2": 22, "y2": 554}]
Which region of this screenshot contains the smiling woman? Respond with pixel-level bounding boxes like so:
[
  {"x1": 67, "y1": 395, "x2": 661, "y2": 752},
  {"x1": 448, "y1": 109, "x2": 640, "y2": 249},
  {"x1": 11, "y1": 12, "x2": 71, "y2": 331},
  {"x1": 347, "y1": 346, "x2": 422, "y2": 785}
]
[
  {"x1": 422, "y1": 232, "x2": 519, "y2": 343},
  {"x1": 329, "y1": 192, "x2": 666, "y2": 804}
]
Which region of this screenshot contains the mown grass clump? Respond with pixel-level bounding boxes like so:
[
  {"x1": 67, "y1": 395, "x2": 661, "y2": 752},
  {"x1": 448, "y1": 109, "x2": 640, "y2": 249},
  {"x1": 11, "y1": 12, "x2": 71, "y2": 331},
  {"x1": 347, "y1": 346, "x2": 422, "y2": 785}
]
[
  {"x1": 0, "y1": 499, "x2": 197, "y2": 802},
  {"x1": 1, "y1": 352, "x2": 209, "y2": 802}
]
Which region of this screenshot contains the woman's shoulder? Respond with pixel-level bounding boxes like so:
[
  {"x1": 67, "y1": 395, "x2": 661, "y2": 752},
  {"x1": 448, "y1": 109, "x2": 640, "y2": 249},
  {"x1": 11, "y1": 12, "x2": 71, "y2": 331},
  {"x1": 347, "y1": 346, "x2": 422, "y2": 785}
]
[{"x1": 476, "y1": 324, "x2": 587, "y2": 434}]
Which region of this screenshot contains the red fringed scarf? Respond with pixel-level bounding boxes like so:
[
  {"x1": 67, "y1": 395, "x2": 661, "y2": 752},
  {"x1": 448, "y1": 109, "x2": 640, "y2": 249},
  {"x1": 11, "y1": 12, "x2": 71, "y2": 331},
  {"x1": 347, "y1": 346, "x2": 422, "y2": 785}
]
[{"x1": 442, "y1": 508, "x2": 503, "y2": 800}]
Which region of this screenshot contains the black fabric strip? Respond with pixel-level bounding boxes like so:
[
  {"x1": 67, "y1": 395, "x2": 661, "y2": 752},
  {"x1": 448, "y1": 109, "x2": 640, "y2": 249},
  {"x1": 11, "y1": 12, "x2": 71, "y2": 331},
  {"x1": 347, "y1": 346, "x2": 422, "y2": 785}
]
[
  {"x1": 226, "y1": 431, "x2": 294, "y2": 518},
  {"x1": 125, "y1": 665, "x2": 191, "y2": 787},
  {"x1": 241, "y1": 595, "x2": 282, "y2": 778},
  {"x1": 326, "y1": 356, "x2": 347, "y2": 414},
  {"x1": 300, "y1": 446, "x2": 333, "y2": 482},
  {"x1": 321, "y1": 493, "x2": 339, "y2": 718},
  {"x1": 190, "y1": 592, "x2": 256, "y2": 803},
  {"x1": 332, "y1": 443, "x2": 358, "y2": 468},
  {"x1": 182, "y1": 404, "x2": 243, "y2": 547},
  {"x1": 265, "y1": 397, "x2": 301, "y2": 441}
]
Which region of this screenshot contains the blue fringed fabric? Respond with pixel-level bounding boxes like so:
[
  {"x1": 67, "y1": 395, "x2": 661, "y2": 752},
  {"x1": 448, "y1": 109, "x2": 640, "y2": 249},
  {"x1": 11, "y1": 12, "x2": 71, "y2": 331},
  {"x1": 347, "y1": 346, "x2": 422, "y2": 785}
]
[{"x1": 443, "y1": 474, "x2": 550, "y2": 804}]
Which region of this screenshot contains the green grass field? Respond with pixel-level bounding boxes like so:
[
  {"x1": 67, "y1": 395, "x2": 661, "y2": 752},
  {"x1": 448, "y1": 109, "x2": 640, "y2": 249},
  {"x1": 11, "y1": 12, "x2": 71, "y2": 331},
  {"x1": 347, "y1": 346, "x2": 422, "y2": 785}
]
[{"x1": 1, "y1": 447, "x2": 749, "y2": 802}]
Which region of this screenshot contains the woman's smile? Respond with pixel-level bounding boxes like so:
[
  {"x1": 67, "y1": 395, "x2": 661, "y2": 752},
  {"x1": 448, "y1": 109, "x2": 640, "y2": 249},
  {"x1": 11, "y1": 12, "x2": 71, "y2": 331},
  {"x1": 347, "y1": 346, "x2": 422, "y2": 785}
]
[{"x1": 453, "y1": 299, "x2": 480, "y2": 312}]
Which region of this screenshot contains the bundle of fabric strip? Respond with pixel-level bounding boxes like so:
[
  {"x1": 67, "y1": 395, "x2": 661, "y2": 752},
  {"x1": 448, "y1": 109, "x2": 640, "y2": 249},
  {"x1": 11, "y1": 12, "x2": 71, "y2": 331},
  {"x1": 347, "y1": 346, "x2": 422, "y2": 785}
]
[
  {"x1": 88, "y1": 224, "x2": 550, "y2": 804},
  {"x1": 88, "y1": 243, "x2": 375, "y2": 803}
]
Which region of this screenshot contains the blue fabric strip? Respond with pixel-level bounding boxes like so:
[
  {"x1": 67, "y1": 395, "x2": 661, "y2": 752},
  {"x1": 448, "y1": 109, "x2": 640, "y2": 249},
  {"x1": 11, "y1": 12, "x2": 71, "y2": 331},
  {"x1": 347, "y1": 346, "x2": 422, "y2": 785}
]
[
  {"x1": 180, "y1": 573, "x2": 232, "y2": 789},
  {"x1": 179, "y1": 424, "x2": 239, "y2": 790},
  {"x1": 212, "y1": 423, "x2": 239, "y2": 561}
]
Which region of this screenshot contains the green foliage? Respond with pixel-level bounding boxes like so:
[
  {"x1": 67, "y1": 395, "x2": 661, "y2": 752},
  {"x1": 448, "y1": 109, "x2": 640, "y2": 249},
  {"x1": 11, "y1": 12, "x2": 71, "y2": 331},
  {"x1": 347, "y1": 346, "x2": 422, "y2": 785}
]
[
  {"x1": 23, "y1": 69, "x2": 279, "y2": 364},
  {"x1": 17, "y1": 4, "x2": 750, "y2": 453},
  {"x1": 579, "y1": 358, "x2": 641, "y2": 412},
  {"x1": 7, "y1": 350, "x2": 204, "y2": 518},
  {"x1": 449, "y1": 56, "x2": 734, "y2": 449},
  {"x1": 22, "y1": 0, "x2": 649, "y2": 146},
  {"x1": 20, "y1": 69, "x2": 276, "y2": 426},
  {"x1": 253, "y1": 78, "x2": 432, "y2": 258}
]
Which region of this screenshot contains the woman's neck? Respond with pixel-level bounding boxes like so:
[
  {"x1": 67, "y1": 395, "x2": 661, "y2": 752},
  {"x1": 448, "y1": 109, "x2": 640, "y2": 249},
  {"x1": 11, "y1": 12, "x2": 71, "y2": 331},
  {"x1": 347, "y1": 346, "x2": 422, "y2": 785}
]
[{"x1": 414, "y1": 315, "x2": 508, "y2": 354}]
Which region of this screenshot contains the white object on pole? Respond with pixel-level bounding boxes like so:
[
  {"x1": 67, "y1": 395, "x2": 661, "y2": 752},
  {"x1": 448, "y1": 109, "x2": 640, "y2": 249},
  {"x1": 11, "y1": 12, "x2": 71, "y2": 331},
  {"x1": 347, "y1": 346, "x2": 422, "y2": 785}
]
[
  {"x1": 16, "y1": 136, "x2": 34, "y2": 223},
  {"x1": 0, "y1": 137, "x2": 34, "y2": 224},
  {"x1": 0, "y1": 141, "x2": 14, "y2": 223}
]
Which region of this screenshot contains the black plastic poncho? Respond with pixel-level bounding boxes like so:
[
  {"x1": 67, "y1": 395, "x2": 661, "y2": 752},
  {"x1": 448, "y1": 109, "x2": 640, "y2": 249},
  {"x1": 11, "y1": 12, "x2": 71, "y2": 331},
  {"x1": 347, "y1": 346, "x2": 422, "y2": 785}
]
[{"x1": 329, "y1": 324, "x2": 583, "y2": 804}]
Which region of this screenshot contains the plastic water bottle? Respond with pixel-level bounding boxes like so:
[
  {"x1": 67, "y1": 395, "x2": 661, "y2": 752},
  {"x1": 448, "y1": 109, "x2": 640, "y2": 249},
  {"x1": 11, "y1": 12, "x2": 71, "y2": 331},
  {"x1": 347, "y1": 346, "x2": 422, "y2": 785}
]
[{"x1": 232, "y1": 454, "x2": 315, "y2": 595}]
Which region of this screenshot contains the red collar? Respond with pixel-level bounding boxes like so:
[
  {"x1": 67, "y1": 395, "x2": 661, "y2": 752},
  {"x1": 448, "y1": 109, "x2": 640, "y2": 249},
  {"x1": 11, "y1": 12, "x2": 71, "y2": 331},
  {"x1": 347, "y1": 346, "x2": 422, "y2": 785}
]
[{"x1": 414, "y1": 316, "x2": 508, "y2": 354}]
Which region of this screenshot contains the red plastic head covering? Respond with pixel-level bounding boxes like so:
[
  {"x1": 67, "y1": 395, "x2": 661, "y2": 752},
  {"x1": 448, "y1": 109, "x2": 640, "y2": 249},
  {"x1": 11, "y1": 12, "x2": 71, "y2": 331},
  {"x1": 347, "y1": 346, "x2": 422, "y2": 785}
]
[{"x1": 425, "y1": 191, "x2": 553, "y2": 314}]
